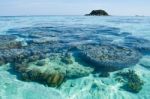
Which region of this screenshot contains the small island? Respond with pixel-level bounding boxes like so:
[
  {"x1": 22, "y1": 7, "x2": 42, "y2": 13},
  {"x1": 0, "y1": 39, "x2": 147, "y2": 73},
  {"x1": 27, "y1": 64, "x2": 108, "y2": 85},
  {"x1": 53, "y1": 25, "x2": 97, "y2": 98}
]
[{"x1": 85, "y1": 9, "x2": 109, "y2": 16}]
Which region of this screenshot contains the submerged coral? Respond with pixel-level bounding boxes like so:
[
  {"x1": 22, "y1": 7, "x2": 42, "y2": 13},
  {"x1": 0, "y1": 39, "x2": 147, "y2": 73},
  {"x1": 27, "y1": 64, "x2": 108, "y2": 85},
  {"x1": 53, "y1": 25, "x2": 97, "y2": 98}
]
[
  {"x1": 0, "y1": 25, "x2": 146, "y2": 90},
  {"x1": 36, "y1": 60, "x2": 46, "y2": 66},
  {"x1": 10, "y1": 56, "x2": 93, "y2": 87},
  {"x1": 47, "y1": 72, "x2": 65, "y2": 87},
  {"x1": 76, "y1": 44, "x2": 142, "y2": 72},
  {"x1": 99, "y1": 72, "x2": 110, "y2": 77},
  {"x1": 61, "y1": 53, "x2": 73, "y2": 64},
  {"x1": 116, "y1": 70, "x2": 144, "y2": 93},
  {"x1": 19, "y1": 67, "x2": 65, "y2": 87},
  {"x1": 0, "y1": 41, "x2": 67, "y2": 65},
  {"x1": 0, "y1": 35, "x2": 22, "y2": 50}
]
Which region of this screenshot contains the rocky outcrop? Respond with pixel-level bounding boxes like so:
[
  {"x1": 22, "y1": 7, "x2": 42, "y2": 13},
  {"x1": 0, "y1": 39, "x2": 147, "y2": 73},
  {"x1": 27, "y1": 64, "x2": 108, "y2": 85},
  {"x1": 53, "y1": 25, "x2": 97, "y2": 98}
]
[{"x1": 86, "y1": 9, "x2": 109, "y2": 16}]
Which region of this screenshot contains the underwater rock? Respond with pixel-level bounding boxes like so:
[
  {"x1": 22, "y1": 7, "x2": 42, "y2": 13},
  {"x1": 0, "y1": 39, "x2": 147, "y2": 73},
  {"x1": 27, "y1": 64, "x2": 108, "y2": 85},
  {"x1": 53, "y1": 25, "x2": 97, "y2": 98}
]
[
  {"x1": 77, "y1": 44, "x2": 142, "y2": 71},
  {"x1": 116, "y1": 70, "x2": 144, "y2": 93},
  {"x1": 86, "y1": 9, "x2": 109, "y2": 16},
  {"x1": 0, "y1": 35, "x2": 22, "y2": 49}
]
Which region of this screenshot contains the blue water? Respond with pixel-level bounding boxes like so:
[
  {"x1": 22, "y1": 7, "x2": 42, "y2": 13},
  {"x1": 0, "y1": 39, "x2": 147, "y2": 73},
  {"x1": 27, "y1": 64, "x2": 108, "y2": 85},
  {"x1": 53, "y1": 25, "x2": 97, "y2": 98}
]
[{"x1": 0, "y1": 16, "x2": 150, "y2": 99}]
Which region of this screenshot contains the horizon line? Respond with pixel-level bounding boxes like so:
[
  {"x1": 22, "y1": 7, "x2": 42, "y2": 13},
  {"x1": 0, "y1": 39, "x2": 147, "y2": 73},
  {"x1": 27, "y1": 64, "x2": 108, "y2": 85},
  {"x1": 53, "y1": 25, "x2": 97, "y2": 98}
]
[{"x1": 0, "y1": 15, "x2": 149, "y2": 17}]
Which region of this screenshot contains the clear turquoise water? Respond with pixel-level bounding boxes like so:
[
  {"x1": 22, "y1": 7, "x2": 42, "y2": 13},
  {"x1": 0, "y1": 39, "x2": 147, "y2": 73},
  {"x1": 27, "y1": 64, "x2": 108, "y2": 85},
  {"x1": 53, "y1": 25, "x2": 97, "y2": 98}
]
[{"x1": 0, "y1": 16, "x2": 150, "y2": 99}]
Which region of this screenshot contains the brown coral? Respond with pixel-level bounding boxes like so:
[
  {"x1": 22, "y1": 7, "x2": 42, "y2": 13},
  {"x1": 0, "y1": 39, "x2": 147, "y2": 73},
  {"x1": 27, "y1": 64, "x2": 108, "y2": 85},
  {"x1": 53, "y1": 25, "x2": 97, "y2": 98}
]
[{"x1": 47, "y1": 72, "x2": 65, "y2": 87}]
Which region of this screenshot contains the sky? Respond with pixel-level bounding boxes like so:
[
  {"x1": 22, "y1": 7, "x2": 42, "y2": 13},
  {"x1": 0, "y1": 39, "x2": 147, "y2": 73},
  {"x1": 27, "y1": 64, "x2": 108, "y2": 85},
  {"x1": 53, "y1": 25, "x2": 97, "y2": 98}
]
[{"x1": 0, "y1": 0, "x2": 150, "y2": 16}]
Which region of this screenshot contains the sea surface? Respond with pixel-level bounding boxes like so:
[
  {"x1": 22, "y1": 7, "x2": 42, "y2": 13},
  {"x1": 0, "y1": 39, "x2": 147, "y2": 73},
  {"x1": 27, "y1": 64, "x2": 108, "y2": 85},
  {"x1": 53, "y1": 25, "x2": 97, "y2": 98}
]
[{"x1": 0, "y1": 16, "x2": 150, "y2": 99}]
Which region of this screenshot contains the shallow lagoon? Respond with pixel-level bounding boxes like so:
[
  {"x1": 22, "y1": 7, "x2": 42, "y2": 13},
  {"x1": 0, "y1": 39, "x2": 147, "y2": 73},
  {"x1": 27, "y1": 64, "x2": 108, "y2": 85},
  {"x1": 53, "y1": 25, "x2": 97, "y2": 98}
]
[{"x1": 0, "y1": 16, "x2": 150, "y2": 99}]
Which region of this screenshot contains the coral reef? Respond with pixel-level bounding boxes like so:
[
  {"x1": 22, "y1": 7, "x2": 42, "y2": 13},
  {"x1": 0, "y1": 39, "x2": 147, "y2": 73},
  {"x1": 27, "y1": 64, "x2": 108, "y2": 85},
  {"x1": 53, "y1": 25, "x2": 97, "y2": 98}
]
[
  {"x1": 36, "y1": 60, "x2": 46, "y2": 66},
  {"x1": 116, "y1": 70, "x2": 144, "y2": 93},
  {"x1": 0, "y1": 35, "x2": 22, "y2": 50},
  {"x1": 46, "y1": 72, "x2": 65, "y2": 87},
  {"x1": 0, "y1": 26, "x2": 144, "y2": 88},
  {"x1": 99, "y1": 72, "x2": 110, "y2": 77},
  {"x1": 17, "y1": 64, "x2": 65, "y2": 87},
  {"x1": 10, "y1": 56, "x2": 93, "y2": 87},
  {"x1": 76, "y1": 44, "x2": 142, "y2": 71},
  {"x1": 0, "y1": 41, "x2": 67, "y2": 65},
  {"x1": 61, "y1": 53, "x2": 73, "y2": 64}
]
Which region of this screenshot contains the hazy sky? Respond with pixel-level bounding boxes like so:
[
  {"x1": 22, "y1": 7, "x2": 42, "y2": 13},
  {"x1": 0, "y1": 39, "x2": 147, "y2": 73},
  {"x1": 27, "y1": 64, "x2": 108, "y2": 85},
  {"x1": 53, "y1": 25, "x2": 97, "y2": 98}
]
[{"x1": 0, "y1": 0, "x2": 150, "y2": 16}]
